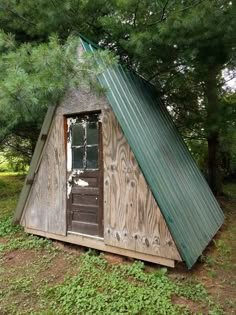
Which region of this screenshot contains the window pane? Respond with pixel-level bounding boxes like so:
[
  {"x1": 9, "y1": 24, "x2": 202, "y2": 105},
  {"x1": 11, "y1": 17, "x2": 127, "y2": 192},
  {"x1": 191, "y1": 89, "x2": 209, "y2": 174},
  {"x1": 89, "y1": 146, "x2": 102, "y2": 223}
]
[
  {"x1": 72, "y1": 147, "x2": 84, "y2": 169},
  {"x1": 87, "y1": 146, "x2": 98, "y2": 169},
  {"x1": 72, "y1": 123, "x2": 84, "y2": 146},
  {"x1": 87, "y1": 122, "x2": 98, "y2": 145}
]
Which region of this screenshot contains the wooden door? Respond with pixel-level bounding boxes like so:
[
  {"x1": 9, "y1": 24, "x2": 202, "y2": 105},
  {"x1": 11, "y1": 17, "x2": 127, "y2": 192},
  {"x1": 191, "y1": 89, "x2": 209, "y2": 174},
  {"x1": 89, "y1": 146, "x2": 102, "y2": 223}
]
[{"x1": 66, "y1": 112, "x2": 103, "y2": 237}]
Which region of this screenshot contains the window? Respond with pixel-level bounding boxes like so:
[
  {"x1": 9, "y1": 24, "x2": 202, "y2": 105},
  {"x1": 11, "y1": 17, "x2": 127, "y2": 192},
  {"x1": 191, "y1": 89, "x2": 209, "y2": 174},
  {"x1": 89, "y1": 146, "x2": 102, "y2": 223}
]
[{"x1": 70, "y1": 113, "x2": 99, "y2": 170}]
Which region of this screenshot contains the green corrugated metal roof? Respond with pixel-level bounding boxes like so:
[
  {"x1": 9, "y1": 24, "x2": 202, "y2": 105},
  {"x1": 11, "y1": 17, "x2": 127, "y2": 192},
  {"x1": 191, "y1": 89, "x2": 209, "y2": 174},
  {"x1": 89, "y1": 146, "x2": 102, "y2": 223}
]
[{"x1": 81, "y1": 37, "x2": 224, "y2": 269}]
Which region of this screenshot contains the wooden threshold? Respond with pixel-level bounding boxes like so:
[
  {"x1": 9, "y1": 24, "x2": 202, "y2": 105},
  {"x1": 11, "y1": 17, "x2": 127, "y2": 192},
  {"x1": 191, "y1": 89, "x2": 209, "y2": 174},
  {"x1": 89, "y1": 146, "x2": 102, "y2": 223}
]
[
  {"x1": 67, "y1": 230, "x2": 104, "y2": 241},
  {"x1": 25, "y1": 227, "x2": 175, "y2": 268}
]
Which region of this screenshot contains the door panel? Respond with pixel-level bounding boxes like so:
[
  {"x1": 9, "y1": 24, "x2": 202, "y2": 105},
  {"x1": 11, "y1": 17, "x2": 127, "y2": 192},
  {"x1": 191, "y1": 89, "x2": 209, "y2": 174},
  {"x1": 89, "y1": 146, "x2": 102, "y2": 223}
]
[
  {"x1": 72, "y1": 211, "x2": 97, "y2": 223},
  {"x1": 71, "y1": 221, "x2": 100, "y2": 236},
  {"x1": 66, "y1": 112, "x2": 103, "y2": 237},
  {"x1": 72, "y1": 194, "x2": 98, "y2": 206}
]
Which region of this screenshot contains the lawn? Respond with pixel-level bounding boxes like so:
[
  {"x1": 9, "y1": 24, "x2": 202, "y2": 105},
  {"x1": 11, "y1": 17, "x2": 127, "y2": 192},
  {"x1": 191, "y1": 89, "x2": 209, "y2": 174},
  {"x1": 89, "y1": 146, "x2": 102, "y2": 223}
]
[{"x1": 0, "y1": 173, "x2": 235, "y2": 314}]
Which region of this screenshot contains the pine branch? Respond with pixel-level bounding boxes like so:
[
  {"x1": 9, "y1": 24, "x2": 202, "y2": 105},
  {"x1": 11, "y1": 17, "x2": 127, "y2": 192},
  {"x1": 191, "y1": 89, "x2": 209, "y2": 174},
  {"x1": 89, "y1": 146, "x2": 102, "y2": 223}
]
[
  {"x1": 0, "y1": 4, "x2": 36, "y2": 26},
  {"x1": 147, "y1": 0, "x2": 170, "y2": 26},
  {"x1": 147, "y1": 0, "x2": 203, "y2": 27}
]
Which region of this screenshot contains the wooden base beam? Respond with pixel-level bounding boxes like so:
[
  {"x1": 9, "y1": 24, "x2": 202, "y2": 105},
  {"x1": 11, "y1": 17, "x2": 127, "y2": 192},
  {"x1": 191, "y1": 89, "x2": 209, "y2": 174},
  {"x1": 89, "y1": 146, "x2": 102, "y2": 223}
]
[{"x1": 25, "y1": 227, "x2": 175, "y2": 268}]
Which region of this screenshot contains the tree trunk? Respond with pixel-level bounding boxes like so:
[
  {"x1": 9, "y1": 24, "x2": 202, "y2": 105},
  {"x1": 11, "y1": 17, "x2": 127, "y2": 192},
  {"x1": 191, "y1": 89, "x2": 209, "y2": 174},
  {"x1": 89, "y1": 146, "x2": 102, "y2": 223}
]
[
  {"x1": 205, "y1": 66, "x2": 222, "y2": 195},
  {"x1": 207, "y1": 132, "x2": 221, "y2": 195}
]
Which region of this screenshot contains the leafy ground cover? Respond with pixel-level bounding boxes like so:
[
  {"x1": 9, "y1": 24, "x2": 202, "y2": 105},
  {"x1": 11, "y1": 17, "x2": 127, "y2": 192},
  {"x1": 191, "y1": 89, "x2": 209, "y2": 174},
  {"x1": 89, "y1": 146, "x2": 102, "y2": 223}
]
[{"x1": 0, "y1": 173, "x2": 235, "y2": 314}]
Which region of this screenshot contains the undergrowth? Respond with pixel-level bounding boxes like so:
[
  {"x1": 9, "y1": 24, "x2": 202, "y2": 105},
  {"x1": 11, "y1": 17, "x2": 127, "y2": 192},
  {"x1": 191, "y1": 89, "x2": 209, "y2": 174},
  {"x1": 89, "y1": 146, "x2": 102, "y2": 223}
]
[
  {"x1": 0, "y1": 215, "x2": 22, "y2": 237},
  {"x1": 0, "y1": 210, "x2": 53, "y2": 252},
  {"x1": 0, "y1": 173, "x2": 24, "y2": 218},
  {"x1": 0, "y1": 234, "x2": 53, "y2": 252},
  {"x1": 0, "y1": 173, "x2": 234, "y2": 315},
  {"x1": 38, "y1": 251, "x2": 224, "y2": 315}
]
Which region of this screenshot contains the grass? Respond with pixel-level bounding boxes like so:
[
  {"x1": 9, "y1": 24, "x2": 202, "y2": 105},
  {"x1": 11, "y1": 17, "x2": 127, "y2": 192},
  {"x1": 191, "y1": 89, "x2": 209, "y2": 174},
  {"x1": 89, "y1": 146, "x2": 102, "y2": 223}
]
[
  {"x1": 223, "y1": 181, "x2": 236, "y2": 200},
  {"x1": 0, "y1": 172, "x2": 235, "y2": 314},
  {"x1": 0, "y1": 173, "x2": 25, "y2": 218}
]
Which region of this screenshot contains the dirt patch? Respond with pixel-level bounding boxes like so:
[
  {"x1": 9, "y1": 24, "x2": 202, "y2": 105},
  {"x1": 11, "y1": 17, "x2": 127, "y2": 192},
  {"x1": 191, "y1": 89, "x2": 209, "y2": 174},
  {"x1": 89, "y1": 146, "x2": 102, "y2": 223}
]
[
  {"x1": 52, "y1": 240, "x2": 86, "y2": 256},
  {"x1": 172, "y1": 295, "x2": 208, "y2": 314},
  {"x1": 37, "y1": 252, "x2": 80, "y2": 286},
  {"x1": 104, "y1": 252, "x2": 135, "y2": 265},
  {"x1": 0, "y1": 238, "x2": 9, "y2": 245},
  {"x1": 3, "y1": 249, "x2": 38, "y2": 268}
]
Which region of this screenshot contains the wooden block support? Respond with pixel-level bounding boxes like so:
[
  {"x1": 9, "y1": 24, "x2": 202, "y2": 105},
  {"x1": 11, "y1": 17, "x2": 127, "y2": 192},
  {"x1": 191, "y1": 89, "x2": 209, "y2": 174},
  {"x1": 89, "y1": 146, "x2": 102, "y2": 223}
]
[
  {"x1": 41, "y1": 134, "x2": 48, "y2": 141},
  {"x1": 26, "y1": 177, "x2": 35, "y2": 185}
]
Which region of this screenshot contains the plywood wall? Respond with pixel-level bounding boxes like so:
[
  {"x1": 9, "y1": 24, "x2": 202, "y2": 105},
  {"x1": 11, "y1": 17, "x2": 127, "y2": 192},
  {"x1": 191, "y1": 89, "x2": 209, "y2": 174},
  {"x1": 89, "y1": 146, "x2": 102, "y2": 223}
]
[
  {"x1": 21, "y1": 86, "x2": 181, "y2": 262},
  {"x1": 22, "y1": 114, "x2": 66, "y2": 235},
  {"x1": 102, "y1": 110, "x2": 181, "y2": 261},
  {"x1": 21, "y1": 88, "x2": 109, "y2": 234}
]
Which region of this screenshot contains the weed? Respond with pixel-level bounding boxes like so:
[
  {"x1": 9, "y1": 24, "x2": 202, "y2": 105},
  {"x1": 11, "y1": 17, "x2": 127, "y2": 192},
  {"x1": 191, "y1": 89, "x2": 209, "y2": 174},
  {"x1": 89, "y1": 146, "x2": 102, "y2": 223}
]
[
  {"x1": 0, "y1": 235, "x2": 53, "y2": 252},
  {"x1": 9, "y1": 276, "x2": 34, "y2": 294},
  {"x1": 208, "y1": 302, "x2": 226, "y2": 315},
  {"x1": 207, "y1": 269, "x2": 217, "y2": 279},
  {"x1": 225, "y1": 298, "x2": 235, "y2": 309},
  {"x1": 175, "y1": 279, "x2": 208, "y2": 302},
  {"x1": 214, "y1": 239, "x2": 232, "y2": 257},
  {"x1": 0, "y1": 215, "x2": 22, "y2": 236},
  {"x1": 200, "y1": 254, "x2": 216, "y2": 268},
  {"x1": 41, "y1": 253, "x2": 216, "y2": 315}
]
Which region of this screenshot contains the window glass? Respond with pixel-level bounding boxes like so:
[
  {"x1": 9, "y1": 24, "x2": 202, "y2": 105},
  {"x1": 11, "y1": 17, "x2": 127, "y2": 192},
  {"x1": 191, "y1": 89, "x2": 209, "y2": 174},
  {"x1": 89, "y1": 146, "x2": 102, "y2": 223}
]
[
  {"x1": 72, "y1": 123, "x2": 84, "y2": 146},
  {"x1": 72, "y1": 147, "x2": 84, "y2": 169},
  {"x1": 87, "y1": 146, "x2": 98, "y2": 169},
  {"x1": 87, "y1": 122, "x2": 98, "y2": 145}
]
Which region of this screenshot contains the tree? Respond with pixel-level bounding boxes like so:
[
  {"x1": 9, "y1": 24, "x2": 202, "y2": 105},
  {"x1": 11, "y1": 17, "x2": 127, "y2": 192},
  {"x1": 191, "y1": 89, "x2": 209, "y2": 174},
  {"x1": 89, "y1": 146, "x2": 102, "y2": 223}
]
[
  {"x1": 92, "y1": 0, "x2": 235, "y2": 194},
  {"x1": 97, "y1": 0, "x2": 236, "y2": 194},
  {"x1": 0, "y1": 0, "x2": 235, "y2": 194},
  {"x1": 0, "y1": 31, "x2": 114, "y2": 166}
]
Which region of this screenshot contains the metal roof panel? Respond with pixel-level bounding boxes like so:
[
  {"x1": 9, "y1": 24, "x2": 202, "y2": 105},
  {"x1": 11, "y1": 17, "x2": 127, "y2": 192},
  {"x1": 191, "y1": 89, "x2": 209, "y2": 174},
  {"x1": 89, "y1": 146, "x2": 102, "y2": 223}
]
[{"x1": 81, "y1": 37, "x2": 224, "y2": 268}]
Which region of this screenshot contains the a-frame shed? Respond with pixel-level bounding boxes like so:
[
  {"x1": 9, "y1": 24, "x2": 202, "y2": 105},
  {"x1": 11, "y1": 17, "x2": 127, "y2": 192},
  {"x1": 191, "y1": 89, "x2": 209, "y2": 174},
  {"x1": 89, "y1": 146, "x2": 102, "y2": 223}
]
[{"x1": 14, "y1": 36, "x2": 224, "y2": 269}]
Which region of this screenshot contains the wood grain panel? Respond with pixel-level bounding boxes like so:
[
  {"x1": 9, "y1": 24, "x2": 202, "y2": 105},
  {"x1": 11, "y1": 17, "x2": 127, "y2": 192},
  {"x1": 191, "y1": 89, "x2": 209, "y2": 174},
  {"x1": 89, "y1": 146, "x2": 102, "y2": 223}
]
[
  {"x1": 22, "y1": 86, "x2": 109, "y2": 235},
  {"x1": 14, "y1": 106, "x2": 56, "y2": 224},
  {"x1": 102, "y1": 110, "x2": 181, "y2": 261},
  {"x1": 22, "y1": 114, "x2": 67, "y2": 235}
]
